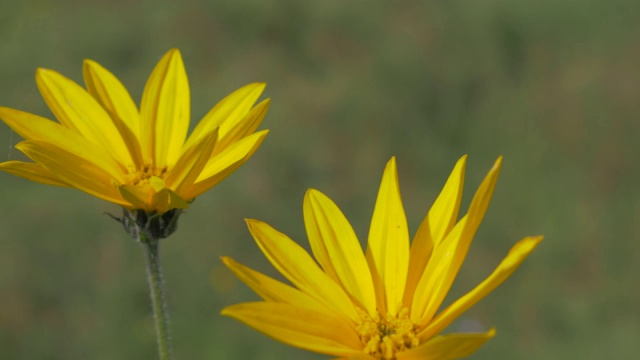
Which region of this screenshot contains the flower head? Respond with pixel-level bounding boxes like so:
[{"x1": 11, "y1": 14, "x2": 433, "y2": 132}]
[
  {"x1": 0, "y1": 49, "x2": 269, "y2": 214},
  {"x1": 222, "y1": 156, "x2": 542, "y2": 359}
]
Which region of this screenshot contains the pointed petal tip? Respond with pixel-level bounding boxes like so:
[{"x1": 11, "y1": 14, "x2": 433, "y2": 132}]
[
  {"x1": 254, "y1": 82, "x2": 267, "y2": 91},
  {"x1": 304, "y1": 188, "x2": 323, "y2": 201},
  {"x1": 487, "y1": 327, "x2": 497, "y2": 337},
  {"x1": 383, "y1": 156, "x2": 399, "y2": 175},
  {"x1": 83, "y1": 58, "x2": 96, "y2": 67},
  {"x1": 493, "y1": 156, "x2": 503, "y2": 169},
  {"x1": 220, "y1": 305, "x2": 233, "y2": 316},
  {"x1": 514, "y1": 235, "x2": 544, "y2": 254},
  {"x1": 166, "y1": 48, "x2": 183, "y2": 63},
  {"x1": 35, "y1": 68, "x2": 50, "y2": 80},
  {"x1": 244, "y1": 218, "x2": 261, "y2": 228}
]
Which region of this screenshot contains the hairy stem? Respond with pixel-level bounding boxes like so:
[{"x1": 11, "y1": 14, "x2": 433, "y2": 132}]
[{"x1": 140, "y1": 233, "x2": 173, "y2": 360}]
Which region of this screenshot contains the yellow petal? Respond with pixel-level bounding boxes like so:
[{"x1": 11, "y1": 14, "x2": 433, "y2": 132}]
[
  {"x1": 412, "y1": 157, "x2": 502, "y2": 324},
  {"x1": 245, "y1": 219, "x2": 359, "y2": 323},
  {"x1": 404, "y1": 155, "x2": 466, "y2": 306},
  {"x1": 0, "y1": 107, "x2": 126, "y2": 181},
  {"x1": 164, "y1": 128, "x2": 218, "y2": 196},
  {"x1": 139, "y1": 48, "x2": 190, "y2": 167},
  {"x1": 152, "y1": 187, "x2": 188, "y2": 214},
  {"x1": 118, "y1": 177, "x2": 188, "y2": 213},
  {"x1": 418, "y1": 236, "x2": 542, "y2": 341},
  {"x1": 184, "y1": 130, "x2": 268, "y2": 199},
  {"x1": 0, "y1": 161, "x2": 69, "y2": 187},
  {"x1": 365, "y1": 157, "x2": 409, "y2": 315},
  {"x1": 222, "y1": 256, "x2": 333, "y2": 314},
  {"x1": 35, "y1": 68, "x2": 134, "y2": 167},
  {"x1": 83, "y1": 59, "x2": 143, "y2": 166},
  {"x1": 185, "y1": 82, "x2": 266, "y2": 150},
  {"x1": 221, "y1": 302, "x2": 363, "y2": 357},
  {"x1": 17, "y1": 140, "x2": 127, "y2": 205},
  {"x1": 117, "y1": 183, "x2": 152, "y2": 210},
  {"x1": 398, "y1": 328, "x2": 496, "y2": 360},
  {"x1": 303, "y1": 189, "x2": 376, "y2": 314},
  {"x1": 211, "y1": 98, "x2": 270, "y2": 157},
  {"x1": 410, "y1": 216, "x2": 466, "y2": 322}
]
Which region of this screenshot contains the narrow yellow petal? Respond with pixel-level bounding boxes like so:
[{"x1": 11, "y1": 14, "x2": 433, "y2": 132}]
[
  {"x1": 418, "y1": 236, "x2": 542, "y2": 341},
  {"x1": 164, "y1": 128, "x2": 218, "y2": 196},
  {"x1": 404, "y1": 155, "x2": 466, "y2": 306},
  {"x1": 413, "y1": 157, "x2": 502, "y2": 324},
  {"x1": 211, "y1": 98, "x2": 270, "y2": 157},
  {"x1": 83, "y1": 59, "x2": 143, "y2": 166},
  {"x1": 365, "y1": 157, "x2": 409, "y2": 315},
  {"x1": 35, "y1": 68, "x2": 134, "y2": 166},
  {"x1": 140, "y1": 48, "x2": 190, "y2": 167},
  {"x1": 303, "y1": 189, "x2": 377, "y2": 314},
  {"x1": 410, "y1": 216, "x2": 467, "y2": 322},
  {"x1": 0, "y1": 107, "x2": 126, "y2": 182},
  {"x1": 221, "y1": 302, "x2": 363, "y2": 357},
  {"x1": 17, "y1": 141, "x2": 127, "y2": 205},
  {"x1": 185, "y1": 82, "x2": 266, "y2": 150},
  {"x1": 245, "y1": 219, "x2": 359, "y2": 323},
  {"x1": 0, "y1": 161, "x2": 69, "y2": 187},
  {"x1": 222, "y1": 256, "x2": 333, "y2": 314},
  {"x1": 184, "y1": 130, "x2": 268, "y2": 199},
  {"x1": 398, "y1": 328, "x2": 496, "y2": 360}
]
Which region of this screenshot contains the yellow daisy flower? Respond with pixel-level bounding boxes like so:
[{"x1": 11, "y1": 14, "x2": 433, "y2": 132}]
[
  {"x1": 222, "y1": 156, "x2": 542, "y2": 359},
  {"x1": 0, "y1": 48, "x2": 269, "y2": 215}
]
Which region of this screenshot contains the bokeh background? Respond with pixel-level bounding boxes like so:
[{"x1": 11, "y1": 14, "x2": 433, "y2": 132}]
[{"x1": 1, "y1": 0, "x2": 639, "y2": 359}]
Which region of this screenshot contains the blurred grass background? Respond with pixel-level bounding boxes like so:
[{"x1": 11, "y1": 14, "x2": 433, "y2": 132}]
[{"x1": 1, "y1": 0, "x2": 639, "y2": 358}]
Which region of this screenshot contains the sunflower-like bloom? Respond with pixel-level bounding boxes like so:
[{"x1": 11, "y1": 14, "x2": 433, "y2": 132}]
[
  {"x1": 0, "y1": 49, "x2": 269, "y2": 214},
  {"x1": 222, "y1": 156, "x2": 542, "y2": 359}
]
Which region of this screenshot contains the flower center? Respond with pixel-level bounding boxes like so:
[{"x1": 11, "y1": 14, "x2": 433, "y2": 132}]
[
  {"x1": 356, "y1": 306, "x2": 419, "y2": 359},
  {"x1": 126, "y1": 160, "x2": 168, "y2": 186}
]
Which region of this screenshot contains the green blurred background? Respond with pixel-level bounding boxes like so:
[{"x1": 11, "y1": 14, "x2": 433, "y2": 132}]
[{"x1": 1, "y1": 0, "x2": 639, "y2": 358}]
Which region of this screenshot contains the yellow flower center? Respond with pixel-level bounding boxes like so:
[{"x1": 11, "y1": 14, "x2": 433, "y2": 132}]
[
  {"x1": 125, "y1": 160, "x2": 168, "y2": 186},
  {"x1": 356, "y1": 306, "x2": 419, "y2": 359}
]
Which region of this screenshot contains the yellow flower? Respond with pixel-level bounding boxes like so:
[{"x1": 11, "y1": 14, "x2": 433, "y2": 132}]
[
  {"x1": 0, "y1": 49, "x2": 269, "y2": 214},
  {"x1": 222, "y1": 156, "x2": 542, "y2": 359}
]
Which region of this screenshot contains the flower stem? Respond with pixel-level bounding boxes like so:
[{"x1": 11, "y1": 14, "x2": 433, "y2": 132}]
[{"x1": 140, "y1": 233, "x2": 173, "y2": 360}]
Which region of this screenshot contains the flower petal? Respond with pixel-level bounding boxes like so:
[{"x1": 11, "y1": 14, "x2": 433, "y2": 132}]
[
  {"x1": 412, "y1": 157, "x2": 502, "y2": 324},
  {"x1": 0, "y1": 107, "x2": 126, "y2": 181},
  {"x1": 211, "y1": 98, "x2": 270, "y2": 157},
  {"x1": 140, "y1": 48, "x2": 190, "y2": 167},
  {"x1": 117, "y1": 176, "x2": 188, "y2": 213},
  {"x1": 184, "y1": 130, "x2": 268, "y2": 199},
  {"x1": 185, "y1": 82, "x2": 266, "y2": 150},
  {"x1": 365, "y1": 157, "x2": 409, "y2": 315},
  {"x1": 404, "y1": 155, "x2": 466, "y2": 306},
  {"x1": 222, "y1": 256, "x2": 334, "y2": 314},
  {"x1": 83, "y1": 59, "x2": 143, "y2": 166},
  {"x1": 303, "y1": 189, "x2": 377, "y2": 314},
  {"x1": 164, "y1": 128, "x2": 218, "y2": 196},
  {"x1": 17, "y1": 140, "x2": 126, "y2": 205},
  {"x1": 221, "y1": 302, "x2": 363, "y2": 357},
  {"x1": 418, "y1": 236, "x2": 542, "y2": 341},
  {"x1": 245, "y1": 219, "x2": 359, "y2": 323},
  {"x1": 35, "y1": 68, "x2": 133, "y2": 167},
  {"x1": 398, "y1": 328, "x2": 496, "y2": 360},
  {"x1": 0, "y1": 161, "x2": 69, "y2": 187}
]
